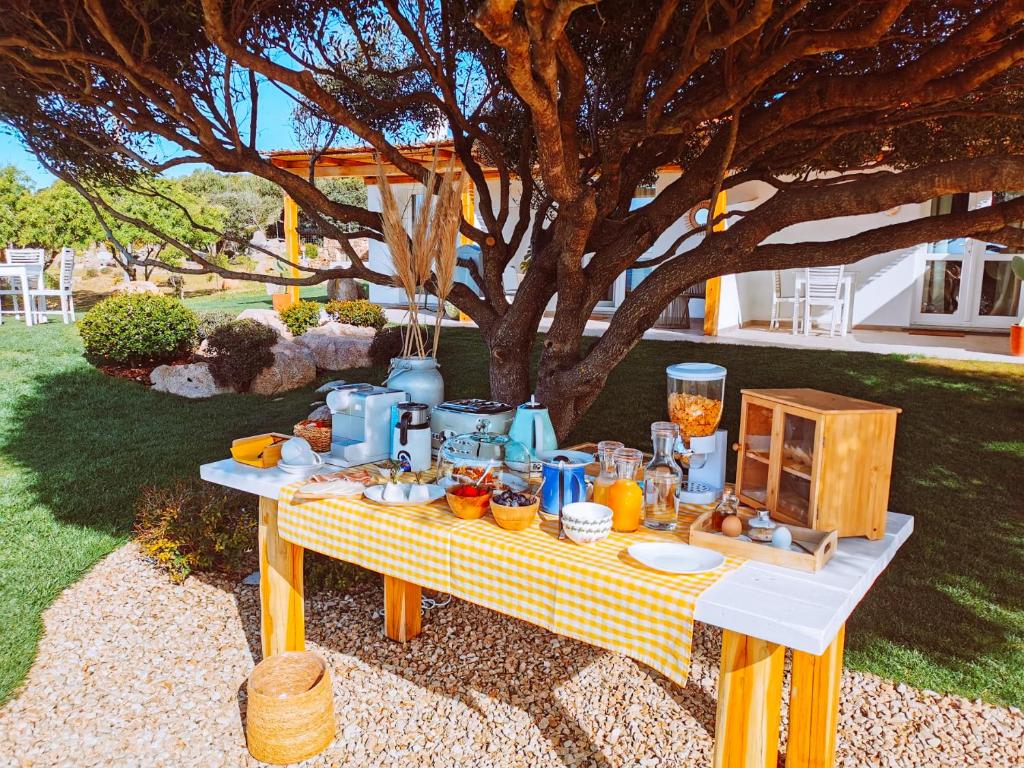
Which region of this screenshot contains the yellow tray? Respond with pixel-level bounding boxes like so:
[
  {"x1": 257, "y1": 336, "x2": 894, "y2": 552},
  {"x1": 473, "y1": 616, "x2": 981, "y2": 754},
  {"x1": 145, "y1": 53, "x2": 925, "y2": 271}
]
[{"x1": 231, "y1": 432, "x2": 291, "y2": 468}]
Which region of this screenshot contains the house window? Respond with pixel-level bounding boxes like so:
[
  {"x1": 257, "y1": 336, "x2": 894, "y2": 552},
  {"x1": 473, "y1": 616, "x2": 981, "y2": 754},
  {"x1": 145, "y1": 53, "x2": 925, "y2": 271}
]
[
  {"x1": 688, "y1": 201, "x2": 712, "y2": 229},
  {"x1": 927, "y1": 193, "x2": 969, "y2": 255}
]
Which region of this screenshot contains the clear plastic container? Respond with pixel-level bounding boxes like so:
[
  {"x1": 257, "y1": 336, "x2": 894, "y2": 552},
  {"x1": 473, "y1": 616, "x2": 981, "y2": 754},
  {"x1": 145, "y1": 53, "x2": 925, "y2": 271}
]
[
  {"x1": 643, "y1": 422, "x2": 682, "y2": 531},
  {"x1": 592, "y1": 440, "x2": 623, "y2": 506},
  {"x1": 666, "y1": 362, "x2": 727, "y2": 442},
  {"x1": 436, "y1": 431, "x2": 532, "y2": 493}
]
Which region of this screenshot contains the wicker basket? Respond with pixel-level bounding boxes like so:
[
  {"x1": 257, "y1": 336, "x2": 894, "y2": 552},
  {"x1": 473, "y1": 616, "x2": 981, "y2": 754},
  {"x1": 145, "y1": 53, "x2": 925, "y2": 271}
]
[
  {"x1": 246, "y1": 651, "x2": 335, "y2": 765},
  {"x1": 294, "y1": 419, "x2": 332, "y2": 453}
]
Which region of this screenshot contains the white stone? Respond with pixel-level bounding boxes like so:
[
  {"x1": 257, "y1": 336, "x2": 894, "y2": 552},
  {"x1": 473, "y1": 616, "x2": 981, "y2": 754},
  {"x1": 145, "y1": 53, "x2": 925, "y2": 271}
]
[
  {"x1": 150, "y1": 362, "x2": 231, "y2": 398},
  {"x1": 305, "y1": 321, "x2": 377, "y2": 339},
  {"x1": 235, "y1": 308, "x2": 290, "y2": 339},
  {"x1": 249, "y1": 340, "x2": 316, "y2": 396},
  {"x1": 114, "y1": 280, "x2": 161, "y2": 295}
]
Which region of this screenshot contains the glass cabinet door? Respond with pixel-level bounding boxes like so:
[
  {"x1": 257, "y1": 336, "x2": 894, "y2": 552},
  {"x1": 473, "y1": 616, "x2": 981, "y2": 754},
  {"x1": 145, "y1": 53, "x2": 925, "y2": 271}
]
[
  {"x1": 737, "y1": 401, "x2": 774, "y2": 505},
  {"x1": 776, "y1": 412, "x2": 817, "y2": 525}
]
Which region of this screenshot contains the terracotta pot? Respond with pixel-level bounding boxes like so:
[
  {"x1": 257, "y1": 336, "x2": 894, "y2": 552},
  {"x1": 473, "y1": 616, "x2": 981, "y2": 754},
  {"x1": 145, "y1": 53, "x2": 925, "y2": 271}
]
[
  {"x1": 272, "y1": 293, "x2": 293, "y2": 313},
  {"x1": 1011, "y1": 324, "x2": 1024, "y2": 357}
]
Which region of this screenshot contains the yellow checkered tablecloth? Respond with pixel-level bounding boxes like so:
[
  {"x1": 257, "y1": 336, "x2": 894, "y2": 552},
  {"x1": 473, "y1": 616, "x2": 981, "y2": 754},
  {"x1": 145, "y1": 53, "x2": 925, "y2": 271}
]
[{"x1": 277, "y1": 486, "x2": 740, "y2": 686}]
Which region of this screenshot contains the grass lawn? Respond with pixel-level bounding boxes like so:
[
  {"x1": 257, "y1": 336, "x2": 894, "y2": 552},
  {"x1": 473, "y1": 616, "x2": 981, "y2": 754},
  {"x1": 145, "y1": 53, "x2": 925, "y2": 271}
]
[{"x1": 1, "y1": 288, "x2": 1022, "y2": 708}]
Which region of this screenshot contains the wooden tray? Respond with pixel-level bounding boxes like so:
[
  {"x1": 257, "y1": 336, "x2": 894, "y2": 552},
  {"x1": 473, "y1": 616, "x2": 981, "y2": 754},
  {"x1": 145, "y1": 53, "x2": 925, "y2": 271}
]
[
  {"x1": 231, "y1": 432, "x2": 291, "y2": 468},
  {"x1": 688, "y1": 507, "x2": 836, "y2": 573}
]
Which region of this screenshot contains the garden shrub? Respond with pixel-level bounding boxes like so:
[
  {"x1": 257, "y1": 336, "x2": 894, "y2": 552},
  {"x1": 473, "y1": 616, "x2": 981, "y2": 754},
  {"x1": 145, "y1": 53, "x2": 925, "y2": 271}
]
[
  {"x1": 79, "y1": 293, "x2": 198, "y2": 365},
  {"x1": 205, "y1": 319, "x2": 278, "y2": 392},
  {"x1": 280, "y1": 299, "x2": 322, "y2": 336},
  {"x1": 196, "y1": 310, "x2": 234, "y2": 341},
  {"x1": 135, "y1": 479, "x2": 368, "y2": 590},
  {"x1": 368, "y1": 325, "x2": 432, "y2": 366},
  {"x1": 325, "y1": 299, "x2": 387, "y2": 331}
]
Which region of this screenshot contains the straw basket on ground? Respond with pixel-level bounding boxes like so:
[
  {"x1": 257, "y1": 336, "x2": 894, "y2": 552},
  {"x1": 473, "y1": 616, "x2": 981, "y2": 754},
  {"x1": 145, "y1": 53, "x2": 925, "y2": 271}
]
[{"x1": 245, "y1": 651, "x2": 335, "y2": 764}]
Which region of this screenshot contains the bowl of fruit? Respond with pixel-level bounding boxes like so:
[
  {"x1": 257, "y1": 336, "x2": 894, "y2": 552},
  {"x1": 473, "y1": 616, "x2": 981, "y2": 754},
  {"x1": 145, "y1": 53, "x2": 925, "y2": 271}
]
[
  {"x1": 490, "y1": 489, "x2": 540, "y2": 531},
  {"x1": 445, "y1": 482, "x2": 494, "y2": 520}
]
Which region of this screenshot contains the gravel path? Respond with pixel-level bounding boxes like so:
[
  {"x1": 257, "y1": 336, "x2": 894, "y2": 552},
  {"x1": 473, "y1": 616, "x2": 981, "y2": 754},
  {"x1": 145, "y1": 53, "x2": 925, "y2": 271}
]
[{"x1": 0, "y1": 544, "x2": 1020, "y2": 768}]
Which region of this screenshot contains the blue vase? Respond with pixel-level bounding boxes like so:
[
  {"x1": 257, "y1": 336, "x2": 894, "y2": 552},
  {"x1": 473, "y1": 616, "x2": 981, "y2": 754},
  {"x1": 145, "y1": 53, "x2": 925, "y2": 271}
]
[{"x1": 384, "y1": 356, "x2": 444, "y2": 407}]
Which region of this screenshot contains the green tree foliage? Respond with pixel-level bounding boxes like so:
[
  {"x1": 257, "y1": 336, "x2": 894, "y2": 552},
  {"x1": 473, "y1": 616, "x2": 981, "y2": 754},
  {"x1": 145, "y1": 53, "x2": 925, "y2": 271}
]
[
  {"x1": 14, "y1": 181, "x2": 103, "y2": 250},
  {"x1": 179, "y1": 170, "x2": 282, "y2": 245},
  {"x1": 0, "y1": 165, "x2": 30, "y2": 244}
]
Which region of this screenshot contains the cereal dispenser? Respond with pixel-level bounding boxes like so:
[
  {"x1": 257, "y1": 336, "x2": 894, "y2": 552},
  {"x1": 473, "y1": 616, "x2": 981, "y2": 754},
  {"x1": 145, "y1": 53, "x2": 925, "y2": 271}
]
[{"x1": 666, "y1": 362, "x2": 728, "y2": 504}]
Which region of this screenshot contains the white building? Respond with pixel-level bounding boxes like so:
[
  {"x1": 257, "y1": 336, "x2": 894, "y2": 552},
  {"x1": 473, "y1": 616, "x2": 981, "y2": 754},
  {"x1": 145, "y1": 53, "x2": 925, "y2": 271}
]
[{"x1": 268, "y1": 147, "x2": 1023, "y2": 336}]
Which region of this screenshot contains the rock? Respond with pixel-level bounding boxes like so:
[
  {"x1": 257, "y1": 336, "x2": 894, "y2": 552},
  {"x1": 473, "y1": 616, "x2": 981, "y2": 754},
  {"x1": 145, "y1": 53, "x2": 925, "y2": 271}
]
[
  {"x1": 235, "y1": 308, "x2": 290, "y2": 339},
  {"x1": 114, "y1": 280, "x2": 161, "y2": 295},
  {"x1": 250, "y1": 340, "x2": 316, "y2": 396},
  {"x1": 327, "y1": 277, "x2": 361, "y2": 301},
  {"x1": 306, "y1": 321, "x2": 377, "y2": 339},
  {"x1": 150, "y1": 362, "x2": 231, "y2": 398},
  {"x1": 294, "y1": 333, "x2": 373, "y2": 371}
]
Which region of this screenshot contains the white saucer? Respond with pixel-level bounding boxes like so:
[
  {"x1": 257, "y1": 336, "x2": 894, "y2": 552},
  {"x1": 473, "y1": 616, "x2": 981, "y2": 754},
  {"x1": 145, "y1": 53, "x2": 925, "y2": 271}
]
[
  {"x1": 363, "y1": 484, "x2": 446, "y2": 506},
  {"x1": 278, "y1": 460, "x2": 323, "y2": 475},
  {"x1": 628, "y1": 542, "x2": 726, "y2": 574}
]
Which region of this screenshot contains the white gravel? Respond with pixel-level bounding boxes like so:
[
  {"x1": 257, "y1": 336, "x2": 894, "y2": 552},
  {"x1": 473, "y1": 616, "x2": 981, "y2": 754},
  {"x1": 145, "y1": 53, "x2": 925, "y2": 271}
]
[{"x1": 0, "y1": 544, "x2": 1020, "y2": 767}]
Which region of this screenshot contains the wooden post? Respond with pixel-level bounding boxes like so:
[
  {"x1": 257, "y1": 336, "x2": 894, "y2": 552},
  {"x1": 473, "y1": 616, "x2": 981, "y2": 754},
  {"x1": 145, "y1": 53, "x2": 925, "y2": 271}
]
[
  {"x1": 713, "y1": 630, "x2": 785, "y2": 768},
  {"x1": 786, "y1": 625, "x2": 845, "y2": 768},
  {"x1": 703, "y1": 191, "x2": 728, "y2": 336},
  {"x1": 258, "y1": 496, "x2": 305, "y2": 658},
  {"x1": 458, "y1": 178, "x2": 474, "y2": 322},
  {"x1": 283, "y1": 194, "x2": 301, "y2": 307},
  {"x1": 383, "y1": 575, "x2": 421, "y2": 642}
]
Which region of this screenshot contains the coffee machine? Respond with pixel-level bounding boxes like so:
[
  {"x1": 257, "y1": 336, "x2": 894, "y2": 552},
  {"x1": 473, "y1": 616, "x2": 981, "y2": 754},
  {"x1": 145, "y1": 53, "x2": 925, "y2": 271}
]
[{"x1": 324, "y1": 383, "x2": 407, "y2": 467}]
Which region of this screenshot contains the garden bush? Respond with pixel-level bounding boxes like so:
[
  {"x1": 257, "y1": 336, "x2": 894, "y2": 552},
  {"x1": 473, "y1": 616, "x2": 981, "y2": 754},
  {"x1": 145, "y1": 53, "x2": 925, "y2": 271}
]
[
  {"x1": 279, "y1": 299, "x2": 322, "y2": 336},
  {"x1": 79, "y1": 293, "x2": 198, "y2": 365},
  {"x1": 205, "y1": 319, "x2": 278, "y2": 392},
  {"x1": 368, "y1": 325, "x2": 432, "y2": 366},
  {"x1": 135, "y1": 479, "x2": 367, "y2": 590},
  {"x1": 325, "y1": 299, "x2": 387, "y2": 331},
  {"x1": 196, "y1": 310, "x2": 235, "y2": 341}
]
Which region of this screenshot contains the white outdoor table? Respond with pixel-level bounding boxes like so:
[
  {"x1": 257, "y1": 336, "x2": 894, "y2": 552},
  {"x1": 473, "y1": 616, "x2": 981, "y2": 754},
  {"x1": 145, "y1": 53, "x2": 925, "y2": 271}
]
[
  {"x1": 0, "y1": 263, "x2": 43, "y2": 326},
  {"x1": 201, "y1": 455, "x2": 912, "y2": 768},
  {"x1": 793, "y1": 274, "x2": 855, "y2": 336}
]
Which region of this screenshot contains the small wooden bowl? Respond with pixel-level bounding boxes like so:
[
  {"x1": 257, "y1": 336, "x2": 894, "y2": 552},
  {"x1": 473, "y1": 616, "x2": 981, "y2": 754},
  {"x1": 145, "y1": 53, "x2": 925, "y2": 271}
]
[
  {"x1": 446, "y1": 489, "x2": 492, "y2": 519},
  {"x1": 490, "y1": 496, "x2": 539, "y2": 531}
]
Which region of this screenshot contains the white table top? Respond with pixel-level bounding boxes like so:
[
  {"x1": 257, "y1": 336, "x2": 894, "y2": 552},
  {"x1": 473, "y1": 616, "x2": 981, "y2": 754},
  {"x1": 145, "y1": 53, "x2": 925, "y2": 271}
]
[{"x1": 200, "y1": 457, "x2": 912, "y2": 655}]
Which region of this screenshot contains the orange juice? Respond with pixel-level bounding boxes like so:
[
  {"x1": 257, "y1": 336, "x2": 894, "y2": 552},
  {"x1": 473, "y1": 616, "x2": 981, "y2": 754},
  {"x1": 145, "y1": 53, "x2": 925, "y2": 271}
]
[
  {"x1": 608, "y1": 479, "x2": 643, "y2": 532},
  {"x1": 592, "y1": 476, "x2": 614, "y2": 505}
]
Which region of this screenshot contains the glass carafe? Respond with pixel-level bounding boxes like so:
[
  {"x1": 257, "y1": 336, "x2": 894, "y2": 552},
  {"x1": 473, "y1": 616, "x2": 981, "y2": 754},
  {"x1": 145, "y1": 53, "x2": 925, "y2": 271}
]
[
  {"x1": 592, "y1": 440, "x2": 623, "y2": 506},
  {"x1": 607, "y1": 447, "x2": 643, "y2": 533},
  {"x1": 644, "y1": 422, "x2": 683, "y2": 531}
]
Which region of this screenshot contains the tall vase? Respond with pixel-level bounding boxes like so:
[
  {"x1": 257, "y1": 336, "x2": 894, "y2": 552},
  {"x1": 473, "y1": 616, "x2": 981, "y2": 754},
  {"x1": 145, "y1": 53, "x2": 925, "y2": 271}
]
[{"x1": 385, "y1": 356, "x2": 445, "y2": 407}]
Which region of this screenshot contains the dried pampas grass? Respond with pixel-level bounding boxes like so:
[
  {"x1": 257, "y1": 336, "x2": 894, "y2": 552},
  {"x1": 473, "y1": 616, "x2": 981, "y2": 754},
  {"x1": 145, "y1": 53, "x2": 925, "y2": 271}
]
[{"x1": 375, "y1": 149, "x2": 464, "y2": 360}]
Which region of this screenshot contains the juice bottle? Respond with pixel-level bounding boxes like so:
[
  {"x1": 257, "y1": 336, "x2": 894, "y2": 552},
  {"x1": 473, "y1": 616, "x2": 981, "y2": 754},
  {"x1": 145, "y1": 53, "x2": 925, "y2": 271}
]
[
  {"x1": 591, "y1": 440, "x2": 623, "y2": 506},
  {"x1": 607, "y1": 447, "x2": 643, "y2": 532}
]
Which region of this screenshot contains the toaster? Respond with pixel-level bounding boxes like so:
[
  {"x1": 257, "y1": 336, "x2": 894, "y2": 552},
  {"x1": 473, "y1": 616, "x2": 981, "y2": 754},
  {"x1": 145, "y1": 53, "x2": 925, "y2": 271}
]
[{"x1": 430, "y1": 398, "x2": 515, "y2": 453}]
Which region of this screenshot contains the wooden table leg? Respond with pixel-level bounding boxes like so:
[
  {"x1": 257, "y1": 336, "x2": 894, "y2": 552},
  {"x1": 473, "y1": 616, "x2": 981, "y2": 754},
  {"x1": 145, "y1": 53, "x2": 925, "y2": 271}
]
[
  {"x1": 786, "y1": 624, "x2": 845, "y2": 768},
  {"x1": 713, "y1": 629, "x2": 785, "y2": 768},
  {"x1": 258, "y1": 496, "x2": 305, "y2": 658},
  {"x1": 383, "y1": 575, "x2": 421, "y2": 642}
]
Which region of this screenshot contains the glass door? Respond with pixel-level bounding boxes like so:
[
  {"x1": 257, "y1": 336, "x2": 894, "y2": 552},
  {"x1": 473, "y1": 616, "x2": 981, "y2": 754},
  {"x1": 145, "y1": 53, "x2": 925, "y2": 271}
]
[
  {"x1": 736, "y1": 401, "x2": 774, "y2": 506},
  {"x1": 967, "y1": 193, "x2": 1024, "y2": 329},
  {"x1": 913, "y1": 193, "x2": 970, "y2": 326},
  {"x1": 775, "y1": 412, "x2": 817, "y2": 526}
]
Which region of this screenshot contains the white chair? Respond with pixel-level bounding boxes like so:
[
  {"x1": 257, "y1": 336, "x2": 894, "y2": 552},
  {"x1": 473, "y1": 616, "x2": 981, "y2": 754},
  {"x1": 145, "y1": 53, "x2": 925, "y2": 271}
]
[
  {"x1": 768, "y1": 270, "x2": 802, "y2": 332},
  {"x1": 802, "y1": 265, "x2": 845, "y2": 337},
  {"x1": 28, "y1": 248, "x2": 77, "y2": 323},
  {"x1": 0, "y1": 248, "x2": 46, "y2": 322}
]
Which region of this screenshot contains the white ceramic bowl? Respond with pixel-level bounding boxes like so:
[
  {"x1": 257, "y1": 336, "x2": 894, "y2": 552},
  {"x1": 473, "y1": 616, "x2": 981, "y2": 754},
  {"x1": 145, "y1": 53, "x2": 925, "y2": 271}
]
[{"x1": 560, "y1": 502, "x2": 613, "y2": 545}]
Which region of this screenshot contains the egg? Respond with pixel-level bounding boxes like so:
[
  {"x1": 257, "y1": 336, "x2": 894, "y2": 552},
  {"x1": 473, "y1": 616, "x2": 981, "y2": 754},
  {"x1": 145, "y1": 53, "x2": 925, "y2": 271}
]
[
  {"x1": 771, "y1": 525, "x2": 794, "y2": 550},
  {"x1": 721, "y1": 515, "x2": 743, "y2": 537}
]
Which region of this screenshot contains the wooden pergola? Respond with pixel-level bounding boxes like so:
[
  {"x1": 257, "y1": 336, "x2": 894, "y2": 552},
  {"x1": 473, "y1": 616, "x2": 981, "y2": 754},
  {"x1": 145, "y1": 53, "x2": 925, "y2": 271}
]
[{"x1": 267, "y1": 143, "x2": 722, "y2": 335}]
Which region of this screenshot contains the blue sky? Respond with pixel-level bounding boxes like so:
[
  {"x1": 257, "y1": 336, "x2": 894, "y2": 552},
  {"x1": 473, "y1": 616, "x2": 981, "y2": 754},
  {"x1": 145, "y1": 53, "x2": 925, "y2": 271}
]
[{"x1": 0, "y1": 82, "x2": 303, "y2": 190}]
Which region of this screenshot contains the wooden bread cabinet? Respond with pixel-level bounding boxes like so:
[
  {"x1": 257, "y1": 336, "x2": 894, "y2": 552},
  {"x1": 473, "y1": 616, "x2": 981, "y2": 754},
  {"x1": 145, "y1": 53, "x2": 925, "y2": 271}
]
[{"x1": 733, "y1": 389, "x2": 900, "y2": 540}]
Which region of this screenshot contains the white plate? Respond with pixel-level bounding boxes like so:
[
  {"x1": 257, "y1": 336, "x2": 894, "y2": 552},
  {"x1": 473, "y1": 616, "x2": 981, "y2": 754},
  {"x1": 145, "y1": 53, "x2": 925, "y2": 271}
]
[
  {"x1": 278, "y1": 460, "x2": 323, "y2": 475},
  {"x1": 627, "y1": 542, "x2": 726, "y2": 574},
  {"x1": 363, "y1": 484, "x2": 446, "y2": 506}
]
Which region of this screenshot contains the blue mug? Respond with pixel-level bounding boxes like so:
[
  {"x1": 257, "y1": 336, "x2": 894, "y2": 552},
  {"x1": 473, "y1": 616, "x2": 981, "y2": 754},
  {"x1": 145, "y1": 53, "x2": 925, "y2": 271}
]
[{"x1": 538, "y1": 450, "x2": 594, "y2": 518}]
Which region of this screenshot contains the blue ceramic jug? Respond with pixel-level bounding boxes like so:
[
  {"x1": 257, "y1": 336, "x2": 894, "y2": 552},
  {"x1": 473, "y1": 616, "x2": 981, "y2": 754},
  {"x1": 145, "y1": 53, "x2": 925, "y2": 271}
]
[{"x1": 538, "y1": 450, "x2": 593, "y2": 518}]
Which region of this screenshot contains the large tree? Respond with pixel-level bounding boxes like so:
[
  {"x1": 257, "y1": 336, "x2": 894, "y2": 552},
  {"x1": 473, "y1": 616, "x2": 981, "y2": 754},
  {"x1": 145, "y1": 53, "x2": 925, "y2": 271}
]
[{"x1": 2, "y1": 1, "x2": 1024, "y2": 434}]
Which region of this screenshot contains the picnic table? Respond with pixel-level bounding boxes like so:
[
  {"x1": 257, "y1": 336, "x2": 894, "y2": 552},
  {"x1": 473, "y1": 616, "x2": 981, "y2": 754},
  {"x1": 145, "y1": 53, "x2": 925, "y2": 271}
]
[{"x1": 200, "y1": 445, "x2": 911, "y2": 768}]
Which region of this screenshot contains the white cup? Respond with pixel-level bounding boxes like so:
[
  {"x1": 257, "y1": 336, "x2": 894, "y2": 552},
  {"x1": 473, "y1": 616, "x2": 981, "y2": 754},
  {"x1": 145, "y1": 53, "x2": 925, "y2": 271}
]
[
  {"x1": 382, "y1": 482, "x2": 408, "y2": 502},
  {"x1": 407, "y1": 484, "x2": 431, "y2": 503},
  {"x1": 281, "y1": 437, "x2": 318, "y2": 465}
]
